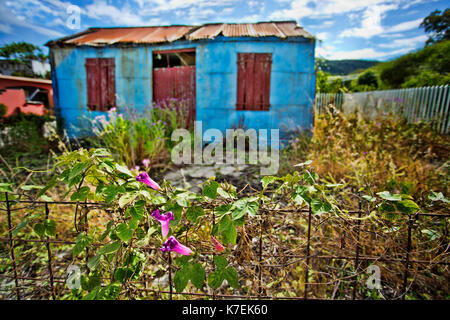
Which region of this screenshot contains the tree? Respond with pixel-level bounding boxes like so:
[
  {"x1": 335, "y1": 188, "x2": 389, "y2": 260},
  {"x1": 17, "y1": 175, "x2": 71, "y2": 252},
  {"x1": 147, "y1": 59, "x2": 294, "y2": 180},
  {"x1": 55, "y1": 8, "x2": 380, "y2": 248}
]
[
  {"x1": 356, "y1": 71, "x2": 379, "y2": 89},
  {"x1": 0, "y1": 42, "x2": 49, "y2": 78},
  {"x1": 0, "y1": 42, "x2": 47, "y2": 64},
  {"x1": 379, "y1": 40, "x2": 450, "y2": 88},
  {"x1": 420, "y1": 8, "x2": 450, "y2": 45}
]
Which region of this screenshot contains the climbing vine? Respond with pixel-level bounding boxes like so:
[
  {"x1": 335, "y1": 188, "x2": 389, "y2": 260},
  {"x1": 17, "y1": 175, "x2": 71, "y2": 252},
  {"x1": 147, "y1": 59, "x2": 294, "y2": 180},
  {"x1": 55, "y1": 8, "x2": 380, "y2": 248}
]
[{"x1": 8, "y1": 147, "x2": 437, "y2": 300}]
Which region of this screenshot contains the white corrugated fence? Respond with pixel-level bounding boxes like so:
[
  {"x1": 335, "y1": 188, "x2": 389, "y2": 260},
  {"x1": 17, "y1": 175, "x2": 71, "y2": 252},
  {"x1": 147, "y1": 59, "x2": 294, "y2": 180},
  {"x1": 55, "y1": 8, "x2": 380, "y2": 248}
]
[{"x1": 315, "y1": 85, "x2": 450, "y2": 134}]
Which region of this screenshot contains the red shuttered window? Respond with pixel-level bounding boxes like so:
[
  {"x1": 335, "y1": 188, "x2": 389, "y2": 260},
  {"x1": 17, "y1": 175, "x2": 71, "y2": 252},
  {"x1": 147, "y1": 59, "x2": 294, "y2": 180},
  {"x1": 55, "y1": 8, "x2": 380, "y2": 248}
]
[
  {"x1": 236, "y1": 53, "x2": 272, "y2": 111},
  {"x1": 85, "y1": 58, "x2": 116, "y2": 111}
]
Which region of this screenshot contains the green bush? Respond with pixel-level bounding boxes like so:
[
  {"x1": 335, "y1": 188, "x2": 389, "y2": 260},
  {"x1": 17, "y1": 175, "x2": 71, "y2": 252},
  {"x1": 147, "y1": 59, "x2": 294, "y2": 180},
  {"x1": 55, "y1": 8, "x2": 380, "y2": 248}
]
[
  {"x1": 379, "y1": 40, "x2": 450, "y2": 88},
  {"x1": 356, "y1": 70, "x2": 379, "y2": 89},
  {"x1": 89, "y1": 100, "x2": 188, "y2": 168},
  {"x1": 0, "y1": 113, "x2": 55, "y2": 155},
  {"x1": 401, "y1": 69, "x2": 450, "y2": 88},
  {"x1": 0, "y1": 103, "x2": 6, "y2": 117}
]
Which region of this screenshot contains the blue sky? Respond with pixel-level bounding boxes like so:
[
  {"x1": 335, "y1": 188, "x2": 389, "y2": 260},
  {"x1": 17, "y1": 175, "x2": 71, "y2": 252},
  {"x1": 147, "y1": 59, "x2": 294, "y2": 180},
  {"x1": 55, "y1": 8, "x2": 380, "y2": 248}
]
[{"x1": 0, "y1": 0, "x2": 448, "y2": 61}]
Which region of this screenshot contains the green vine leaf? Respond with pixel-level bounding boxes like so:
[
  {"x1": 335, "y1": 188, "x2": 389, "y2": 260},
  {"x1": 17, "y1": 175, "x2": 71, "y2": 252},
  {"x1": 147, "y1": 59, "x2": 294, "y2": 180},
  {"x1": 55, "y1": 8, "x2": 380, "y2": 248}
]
[
  {"x1": 186, "y1": 206, "x2": 205, "y2": 223},
  {"x1": 115, "y1": 223, "x2": 133, "y2": 243},
  {"x1": 118, "y1": 192, "x2": 138, "y2": 208},
  {"x1": 231, "y1": 197, "x2": 259, "y2": 220},
  {"x1": 203, "y1": 181, "x2": 219, "y2": 199}
]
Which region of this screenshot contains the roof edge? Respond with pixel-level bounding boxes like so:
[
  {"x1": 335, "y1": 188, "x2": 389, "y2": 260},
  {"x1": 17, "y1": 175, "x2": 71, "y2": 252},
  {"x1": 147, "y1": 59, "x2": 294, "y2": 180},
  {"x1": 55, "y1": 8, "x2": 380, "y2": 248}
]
[
  {"x1": 48, "y1": 21, "x2": 314, "y2": 46},
  {"x1": 45, "y1": 28, "x2": 100, "y2": 47}
]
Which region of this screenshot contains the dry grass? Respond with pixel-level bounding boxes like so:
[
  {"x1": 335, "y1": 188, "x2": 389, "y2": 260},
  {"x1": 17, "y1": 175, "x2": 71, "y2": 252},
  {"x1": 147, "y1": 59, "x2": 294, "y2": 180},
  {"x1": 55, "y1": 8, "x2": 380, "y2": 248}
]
[{"x1": 283, "y1": 107, "x2": 450, "y2": 202}]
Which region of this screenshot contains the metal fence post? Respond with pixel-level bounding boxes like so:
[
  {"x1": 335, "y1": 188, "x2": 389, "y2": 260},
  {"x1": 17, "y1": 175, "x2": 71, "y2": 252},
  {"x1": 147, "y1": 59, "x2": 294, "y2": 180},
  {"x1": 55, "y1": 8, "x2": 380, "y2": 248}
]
[
  {"x1": 44, "y1": 202, "x2": 56, "y2": 300},
  {"x1": 402, "y1": 214, "x2": 415, "y2": 299},
  {"x1": 168, "y1": 252, "x2": 173, "y2": 300},
  {"x1": 304, "y1": 206, "x2": 312, "y2": 300},
  {"x1": 352, "y1": 200, "x2": 362, "y2": 300},
  {"x1": 258, "y1": 210, "x2": 264, "y2": 297},
  {"x1": 5, "y1": 192, "x2": 21, "y2": 300}
]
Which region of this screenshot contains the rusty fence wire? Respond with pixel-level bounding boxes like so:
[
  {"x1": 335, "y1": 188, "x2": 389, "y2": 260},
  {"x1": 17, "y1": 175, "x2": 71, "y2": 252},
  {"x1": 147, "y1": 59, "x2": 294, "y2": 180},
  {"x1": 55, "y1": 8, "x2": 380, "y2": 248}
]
[{"x1": 0, "y1": 192, "x2": 449, "y2": 300}]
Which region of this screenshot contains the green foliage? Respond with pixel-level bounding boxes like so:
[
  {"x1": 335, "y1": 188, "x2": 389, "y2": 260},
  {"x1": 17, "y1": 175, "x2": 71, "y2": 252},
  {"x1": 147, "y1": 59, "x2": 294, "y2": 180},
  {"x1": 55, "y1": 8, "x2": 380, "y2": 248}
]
[
  {"x1": 284, "y1": 109, "x2": 449, "y2": 200},
  {"x1": 356, "y1": 70, "x2": 378, "y2": 89},
  {"x1": 0, "y1": 113, "x2": 56, "y2": 155},
  {"x1": 401, "y1": 69, "x2": 450, "y2": 88},
  {"x1": 378, "y1": 40, "x2": 450, "y2": 88},
  {"x1": 174, "y1": 260, "x2": 205, "y2": 292},
  {"x1": 0, "y1": 42, "x2": 48, "y2": 78},
  {"x1": 11, "y1": 142, "x2": 441, "y2": 299},
  {"x1": 316, "y1": 59, "x2": 380, "y2": 75},
  {"x1": 33, "y1": 219, "x2": 56, "y2": 237},
  {"x1": 420, "y1": 8, "x2": 450, "y2": 45},
  {"x1": 88, "y1": 101, "x2": 187, "y2": 168},
  {"x1": 0, "y1": 41, "x2": 46, "y2": 62},
  {"x1": 316, "y1": 70, "x2": 348, "y2": 93},
  {"x1": 0, "y1": 104, "x2": 6, "y2": 117},
  {"x1": 207, "y1": 256, "x2": 239, "y2": 289},
  {"x1": 32, "y1": 147, "x2": 246, "y2": 299}
]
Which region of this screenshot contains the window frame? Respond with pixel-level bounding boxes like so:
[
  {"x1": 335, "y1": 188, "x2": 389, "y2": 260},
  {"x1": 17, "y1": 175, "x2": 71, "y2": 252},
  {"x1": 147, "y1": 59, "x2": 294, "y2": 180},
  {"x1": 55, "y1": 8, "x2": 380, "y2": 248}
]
[
  {"x1": 236, "y1": 53, "x2": 272, "y2": 111},
  {"x1": 85, "y1": 57, "x2": 116, "y2": 112}
]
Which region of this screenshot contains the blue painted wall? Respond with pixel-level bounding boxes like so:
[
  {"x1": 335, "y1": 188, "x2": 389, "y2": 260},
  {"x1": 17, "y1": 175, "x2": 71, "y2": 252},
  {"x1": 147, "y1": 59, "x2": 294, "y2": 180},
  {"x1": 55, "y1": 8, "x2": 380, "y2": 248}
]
[{"x1": 50, "y1": 36, "x2": 315, "y2": 139}]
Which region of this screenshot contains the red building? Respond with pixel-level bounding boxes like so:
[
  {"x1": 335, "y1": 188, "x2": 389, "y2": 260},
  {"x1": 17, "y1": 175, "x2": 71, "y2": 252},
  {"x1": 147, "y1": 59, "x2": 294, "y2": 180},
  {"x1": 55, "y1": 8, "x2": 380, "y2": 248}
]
[{"x1": 0, "y1": 74, "x2": 53, "y2": 117}]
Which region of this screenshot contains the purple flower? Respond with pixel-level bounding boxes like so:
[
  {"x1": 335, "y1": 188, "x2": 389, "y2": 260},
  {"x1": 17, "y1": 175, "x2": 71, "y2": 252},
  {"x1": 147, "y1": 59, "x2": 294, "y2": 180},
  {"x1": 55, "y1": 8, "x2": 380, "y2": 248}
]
[
  {"x1": 132, "y1": 165, "x2": 140, "y2": 172},
  {"x1": 151, "y1": 209, "x2": 174, "y2": 238},
  {"x1": 136, "y1": 172, "x2": 160, "y2": 190},
  {"x1": 160, "y1": 236, "x2": 193, "y2": 256},
  {"x1": 142, "y1": 158, "x2": 151, "y2": 168}
]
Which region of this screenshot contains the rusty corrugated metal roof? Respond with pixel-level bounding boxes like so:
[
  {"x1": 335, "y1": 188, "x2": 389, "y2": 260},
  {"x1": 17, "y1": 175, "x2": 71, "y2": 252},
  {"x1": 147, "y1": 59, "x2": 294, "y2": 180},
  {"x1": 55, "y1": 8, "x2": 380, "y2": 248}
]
[
  {"x1": 0, "y1": 74, "x2": 52, "y2": 84},
  {"x1": 48, "y1": 21, "x2": 313, "y2": 46}
]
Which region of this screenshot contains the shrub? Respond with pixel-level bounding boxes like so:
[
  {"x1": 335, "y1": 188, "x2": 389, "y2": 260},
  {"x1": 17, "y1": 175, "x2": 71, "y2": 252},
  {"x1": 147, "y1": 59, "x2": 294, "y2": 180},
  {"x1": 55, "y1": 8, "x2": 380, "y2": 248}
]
[
  {"x1": 356, "y1": 70, "x2": 379, "y2": 89},
  {"x1": 0, "y1": 113, "x2": 55, "y2": 155},
  {"x1": 0, "y1": 103, "x2": 6, "y2": 117},
  {"x1": 89, "y1": 99, "x2": 188, "y2": 168},
  {"x1": 283, "y1": 108, "x2": 449, "y2": 199}
]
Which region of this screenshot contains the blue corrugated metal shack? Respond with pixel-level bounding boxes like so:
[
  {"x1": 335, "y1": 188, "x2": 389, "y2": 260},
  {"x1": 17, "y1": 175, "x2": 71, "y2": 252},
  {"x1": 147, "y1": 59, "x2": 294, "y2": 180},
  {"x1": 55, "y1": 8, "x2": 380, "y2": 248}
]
[{"x1": 45, "y1": 21, "x2": 316, "y2": 140}]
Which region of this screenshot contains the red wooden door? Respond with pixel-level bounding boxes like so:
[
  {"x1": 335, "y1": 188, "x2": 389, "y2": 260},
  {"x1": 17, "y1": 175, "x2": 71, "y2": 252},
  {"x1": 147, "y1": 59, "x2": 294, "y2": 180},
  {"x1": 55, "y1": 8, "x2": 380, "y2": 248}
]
[{"x1": 153, "y1": 65, "x2": 196, "y2": 128}]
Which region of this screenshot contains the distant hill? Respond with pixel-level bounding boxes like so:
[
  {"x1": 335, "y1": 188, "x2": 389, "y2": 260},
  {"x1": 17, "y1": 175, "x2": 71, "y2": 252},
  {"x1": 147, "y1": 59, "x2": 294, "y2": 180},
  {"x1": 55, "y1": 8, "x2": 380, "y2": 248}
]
[{"x1": 317, "y1": 59, "x2": 380, "y2": 75}]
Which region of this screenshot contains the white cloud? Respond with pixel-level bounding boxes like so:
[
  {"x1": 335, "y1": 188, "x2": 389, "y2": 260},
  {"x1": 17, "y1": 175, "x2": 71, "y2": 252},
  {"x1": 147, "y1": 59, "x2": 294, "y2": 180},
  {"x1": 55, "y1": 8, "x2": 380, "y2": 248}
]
[
  {"x1": 387, "y1": 18, "x2": 422, "y2": 32},
  {"x1": 0, "y1": 23, "x2": 12, "y2": 34},
  {"x1": 135, "y1": 0, "x2": 237, "y2": 15},
  {"x1": 315, "y1": 43, "x2": 335, "y2": 58},
  {"x1": 270, "y1": 0, "x2": 399, "y2": 20},
  {"x1": 341, "y1": 13, "x2": 424, "y2": 39},
  {"x1": 315, "y1": 32, "x2": 328, "y2": 40},
  {"x1": 378, "y1": 34, "x2": 427, "y2": 48},
  {"x1": 324, "y1": 46, "x2": 416, "y2": 60},
  {"x1": 0, "y1": 3, "x2": 65, "y2": 37},
  {"x1": 340, "y1": 4, "x2": 397, "y2": 38},
  {"x1": 271, "y1": 0, "x2": 426, "y2": 41},
  {"x1": 328, "y1": 48, "x2": 386, "y2": 59},
  {"x1": 85, "y1": 0, "x2": 149, "y2": 26}
]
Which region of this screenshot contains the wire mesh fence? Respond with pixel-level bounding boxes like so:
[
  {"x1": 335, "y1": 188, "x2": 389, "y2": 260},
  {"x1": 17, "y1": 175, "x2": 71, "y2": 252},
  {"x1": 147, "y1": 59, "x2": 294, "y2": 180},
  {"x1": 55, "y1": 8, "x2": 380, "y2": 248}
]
[{"x1": 1, "y1": 192, "x2": 449, "y2": 300}]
